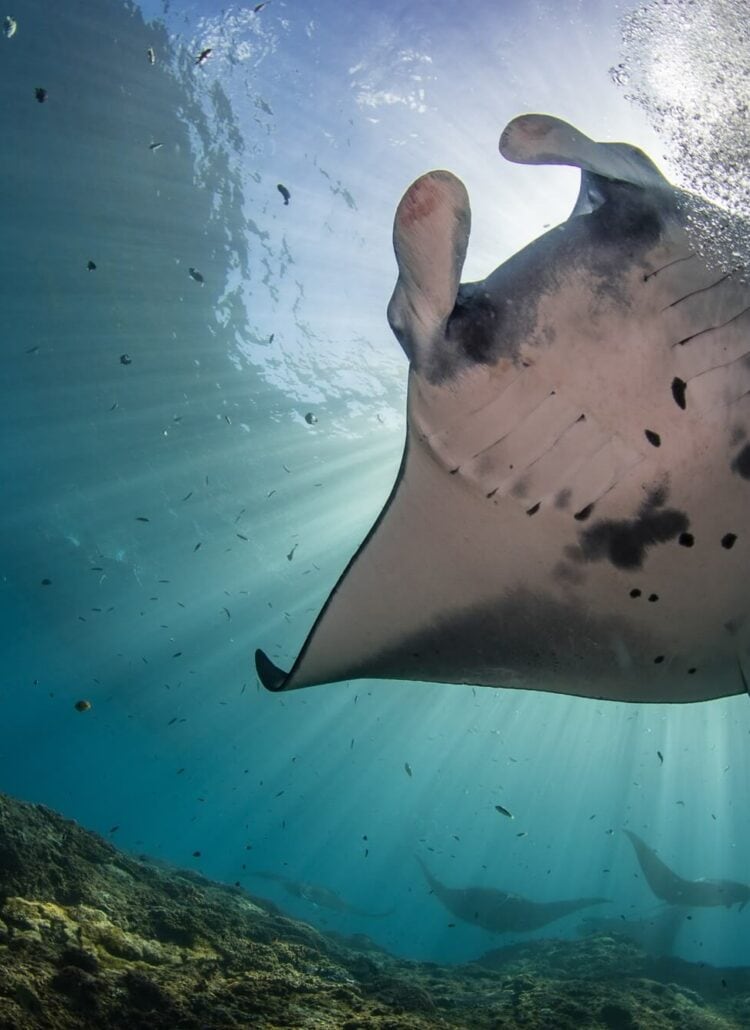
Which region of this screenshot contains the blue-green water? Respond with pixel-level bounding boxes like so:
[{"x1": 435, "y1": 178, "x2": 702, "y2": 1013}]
[{"x1": 2, "y1": 0, "x2": 749, "y2": 973}]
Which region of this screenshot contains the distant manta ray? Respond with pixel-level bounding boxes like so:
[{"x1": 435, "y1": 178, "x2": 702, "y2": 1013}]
[
  {"x1": 256, "y1": 112, "x2": 750, "y2": 702},
  {"x1": 577, "y1": 904, "x2": 686, "y2": 957},
  {"x1": 625, "y1": 830, "x2": 750, "y2": 909},
  {"x1": 416, "y1": 856, "x2": 608, "y2": 933},
  {"x1": 251, "y1": 871, "x2": 393, "y2": 918}
]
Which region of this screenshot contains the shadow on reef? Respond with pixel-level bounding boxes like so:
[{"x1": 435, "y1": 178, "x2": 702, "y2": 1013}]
[{"x1": 1, "y1": 793, "x2": 750, "y2": 1029}]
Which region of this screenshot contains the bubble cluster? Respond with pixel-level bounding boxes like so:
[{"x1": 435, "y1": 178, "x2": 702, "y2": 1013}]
[{"x1": 612, "y1": 0, "x2": 750, "y2": 272}]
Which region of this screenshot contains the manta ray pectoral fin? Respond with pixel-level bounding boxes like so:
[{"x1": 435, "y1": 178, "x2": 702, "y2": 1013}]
[
  {"x1": 387, "y1": 170, "x2": 470, "y2": 367},
  {"x1": 255, "y1": 649, "x2": 288, "y2": 692}
]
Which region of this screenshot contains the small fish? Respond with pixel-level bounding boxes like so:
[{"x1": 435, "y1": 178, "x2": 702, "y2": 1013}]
[
  {"x1": 277, "y1": 183, "x2": 291, "y2": 205},
  {"x1": 188, "y1": 267, "x2": 204, "y2": 284},
  {"x1": 146, "y1": 47, "x2": 155, "y2": 64},
  {"x1": 108, "y1": 825, "x2": 119, "y2": 834},
  {"x1": 267, "y1": 490, "x2": 276, "y2": 498},
  {"x1": 148, "y1": 141, "x2": 163, "y2": 151},
  {"x1": 192, "y1": 850, "x2": 201, "y2": 857},
  {"x1": 181, "y1": 491, "x2": 193, "y2": 501},
  {"x1": 34, "y1": 87, "x2": 47, "y2": 103},
  {"x1": 304, "y1": 412, "x2": 318, "y2": 425},
  {"x1": 136, "y1": 516, "x2": 150, "y2": 522},
  {"x1": 4, "y1": 16, "x2": 17, "y2": 38},
  {"x1": 254, "y1": 2, "x2": 269, "y2": 11},
  {"x1": 193, "y1": 542, "x2": 202, "y2": 552},
  {"x1": 237, "y1": 533, "x2": 248, "y2": 541},
  {"x1": 87, "y1": 260, "x2": 97, "y2": 271},
  {"x1": 286, "y1": 543, "x2": 298, "y2": 562},
  {"x1": 269, "y1": 333, "x2": 274, "y2": 343},
  {"x1": 195, "y1": 47, "x2": 212, "y2": 66},
  {"x1": 657, "y1": 750, "x2": 664, "y2": 765},
  {"x1": 495, "y1": 804, "x2": 513, "y2": 819},
  {"x1": 516, "y1": 831, "x2": 528, "y2": 838},
  {"x1": 172, "y1": 651, "x2": 182, "y2": 658},
  {"x1": 108, "y1": 402, "x2": 118, "y2": 411},
  {"x1": 120, "y1": 353, "x2": 132, "y2": 365},
  {"x1": 222, "y1": 607, "x2": 231, "y2": 620},
  {"x1": 41, "y1": 578, "x2": 51, "y2": 586},
  {"x1": 404, "y1": 762, "x2": 412, "y2": 777},
  {"x1": 74, "y1": 700, "x2": 91, "y2": 712},
  {"x1": 676, "y1": 800, "x2": 685, "y2": 806},
  {"x1": 25, "y1": 345, "x2": 39, "y2": 354}
]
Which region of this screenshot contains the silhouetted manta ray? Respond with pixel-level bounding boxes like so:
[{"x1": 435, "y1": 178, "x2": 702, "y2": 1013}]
[
  {"x1": 625, "y1": 830, "x2": 750, "y2": 909},
  {"x1": 251, "y1": 871, "x2": 393, "y2": 917},
  {"x1": 577, "y1": 904, "x2": 686, "y2": 956},
  {"x1": 416, "y1": 856, "x2": 607, "y2": 933},
  {"x1": 256, "y1": 113, "x2": 750, "y2": 701}
]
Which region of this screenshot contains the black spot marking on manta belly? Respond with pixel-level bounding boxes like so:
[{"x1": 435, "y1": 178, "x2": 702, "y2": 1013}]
[
  {"x1": 679, "y1": 532, "x2": 694, "y2": 547},
  {"x1": 688, "y1": 667, "x2": 697, "y2": 674},
  {"x1": 629, "y1": 588, "x2": 642, "y2": 598},
  {"x1": 574, "y1": 502, "x2": 595, "y2": 522},
  {"x1": 654, "y1": 655, "x2": 665, "y2": 664},
  {"x1": 577, "y1": 489, "x2": 688, "y2": 570},
  {"x1": 671, "y1": 377, "x2": 687, "y2": 410},
  {"x1": 526, "y1": 502, "x2": 541, "y2": 516},
  {"x1": 648, "y1": 593, "x2": 659, "y2": 602},
  {"x1": 644, "y1": 429, "x2": 661, "y2": 447},
  {"x1": 722, "y1": 533, "x2": 738, "y2": 549},
  {"x1": 731, "y1": 443, "x2": 750, "y2": 479}
]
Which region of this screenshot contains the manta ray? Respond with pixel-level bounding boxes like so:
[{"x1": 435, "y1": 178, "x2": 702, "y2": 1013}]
[
  {"x1": 625, "y1": 830, "x2": 750, "y2": 909},
  {"x1": 416, "y1": 856, "x2": 607, "y2": 933},
  {"x1": 577, "y1": 904, "x2": 686, "y2": 957},
  {"x1": 250, "y1": 871, "x2": 393, "y2": 918},
  {"x1": 256, "y1": 113, "x2": 750, "y2": 701}
]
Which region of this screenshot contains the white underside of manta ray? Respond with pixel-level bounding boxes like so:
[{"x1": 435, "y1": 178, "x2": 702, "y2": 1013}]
[{"x1": 256, "y1": 113, "x2": 750, "y2": 703}]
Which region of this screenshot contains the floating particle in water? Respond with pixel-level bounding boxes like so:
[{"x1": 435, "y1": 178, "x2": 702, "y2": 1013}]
[
  {"x1": 148, "y1": 141, "x2": 163, "y2": 151},
  {"x1": 40, "y1": 578, "x2": 51, "y2": 586},
  {"x1": 146, "y1": 47, "x2": 155, "y2": 64},
  {"x1": 277, "y1": 183, "x2": 291, "y2": 205},
  {"x1": 195, "y1": 47, "x2": 212, "y2": 66},
  {"x1": 119, "y1": 354, "x2": 132, "y2": 365},
  {"x1": 34, "y1": 87, "x2": 47, "y2": 103},
  {"x1": 74, "y1": 700, "x2": 91, "y2": 712},
  {"x1": 188, "y1": 267, "x2": 204, "y2": 284},
  {"x1": 4, "y1": 16, "x2": 17, "y2": 38},
  {"x1": 304, "y1": 412, "x2": 318, "y2": 425},
  {"x1": 86, "y1": 260, "x2": 96, "y2": 271}
]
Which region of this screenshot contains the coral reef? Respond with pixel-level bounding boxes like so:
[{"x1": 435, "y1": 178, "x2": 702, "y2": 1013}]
[{"x1": 0, "y1": 792, "x2": 748, "y2": 1028}]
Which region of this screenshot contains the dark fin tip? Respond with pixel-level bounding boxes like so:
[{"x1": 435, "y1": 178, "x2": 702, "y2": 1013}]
[{"x1": 255, "y1": 649, "x2": 289, "y2": 692}]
